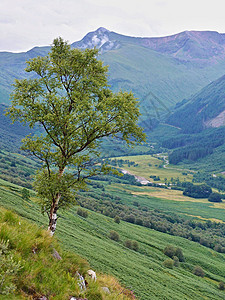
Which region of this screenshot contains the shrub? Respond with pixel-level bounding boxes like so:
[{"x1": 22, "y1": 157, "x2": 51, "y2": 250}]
[
  {"x1": 124, "y1": 215, "x2": 135, "y2": 224},
  {"x1": 136, "y1": 218, "x2": 143, "y2": 226},
  {"x1": 124, "y1": 240, "x2": 139, "y2": 251},
  {"x1": 193, "y1": 266, "x2": 205, "y2": 277},
  {"x1": 21, "y1": 188, "x2": 30, "y2": 201},
  {"x1": 77, "y1": 208, "x2": 88, "y2": 218},
  {"x1": 109, "y1": 231, "x2": 120, "y2": 241},
  {"x1": 214, "y1": 244, "x2": 222, "y2": 253},
  {"x1": 163, "y1": 259, "x2": 174, "y2": 269},
  {"x1": 175, "y1": 247, "x2": 185, "y2": 262},
  {"x1": 173, "y1": 256, "x2": 180, "y2": 267},
  {"x1": 208, "y1": 192, "x2": 222, "y2": 203},
  {"x1": 132, "y1": 241, "x2": 139, "y2": 251},
  {"x1": 0, "y1": 240, "x2": 22, "y2": 295},
  {"x1": 163, "y1": 245, "x2": 176, "y2": 258},
  {"x1": 163, "y1": 245, "x2": 185, "y2": 262},
  {"x1": 114, "y1": 216, "x2": 120, "y2": 224},
  {"x1": 218, "y1": 281, "x2": 225, "y2": 290},
  {"x1": 124, "y1": 240, "x2": 132, "y2": 249}
]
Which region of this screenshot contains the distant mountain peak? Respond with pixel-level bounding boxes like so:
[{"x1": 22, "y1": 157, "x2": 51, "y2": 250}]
[
  {"x1": 72, "y1": 27, "x2": 120, "y2": 53},
  {"x1": 95, "y1": 27, "x2": 110, "y2": 33}
]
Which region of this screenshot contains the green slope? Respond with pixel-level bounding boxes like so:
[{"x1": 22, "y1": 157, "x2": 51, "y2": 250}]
[
  {"x1": 158, "y1": 75, "x2": 225, "y2": 169},
  {"x1": 102, "y1": 43, "x2": 225, "y2": 111},
  {"x1": 0, "y1": 178, "x2": 224, "y2": 299},
  {"x1": 167, "y1": 74, "x2": 225, "y2": 133}
]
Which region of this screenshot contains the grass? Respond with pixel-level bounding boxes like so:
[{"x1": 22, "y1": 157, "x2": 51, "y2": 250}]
[
  {"x1": 130, "y1": 187, "x2": 207, "y2": 202},
  {"x1": 0, "y1": 178, "x2": 225, "y2": 299}
]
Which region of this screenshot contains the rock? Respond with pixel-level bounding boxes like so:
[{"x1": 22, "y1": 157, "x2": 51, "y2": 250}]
[
  {"x1": 102, "y1": 287, "x2": 110, "y2": 294},
  {"x1": 87, "y1": 269, "x2": 97, "y2": 281},
  {"x1": 52, "y1": 248, "x2": 62, "y2": 260},
  {"x1": 76, "y1": 271, "x2": 86, "y2": 290},
  {"x1": 70, "y1": 298, "x2": 87, "y2": 300}
]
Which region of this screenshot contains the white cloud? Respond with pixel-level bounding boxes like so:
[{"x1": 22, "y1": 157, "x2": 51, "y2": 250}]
[{"x1": 0, "y1": 0, "x2": 225, "y2": 51}]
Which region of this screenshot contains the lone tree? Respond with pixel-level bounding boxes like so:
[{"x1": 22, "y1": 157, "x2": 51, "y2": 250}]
[{"x1": 7, "y1": 37, "x2": 145, "y2": 235}]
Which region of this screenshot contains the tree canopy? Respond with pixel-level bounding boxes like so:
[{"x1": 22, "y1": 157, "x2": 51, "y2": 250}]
[{"x1": 6, "y1": 37, "x2": 145, "y2": 235}]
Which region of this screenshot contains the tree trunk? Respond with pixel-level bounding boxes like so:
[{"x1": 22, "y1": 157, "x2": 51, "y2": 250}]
[
  {"x1": 48, "y1": 201, "x2": 58, "y2": 236},
  {"x1": 48, "y1": 169, "x2": 64, "y2": 236}
]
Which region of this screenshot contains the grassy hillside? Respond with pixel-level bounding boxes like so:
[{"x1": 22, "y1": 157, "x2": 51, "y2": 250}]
[
  {"x1": 0, "y1": 178, "x2": 225, "y2": 299},
  {"x1": 0, "y1": 207, "x2": 135, "y2": 299}
]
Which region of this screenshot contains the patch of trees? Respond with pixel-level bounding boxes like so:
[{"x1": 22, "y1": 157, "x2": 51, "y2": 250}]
[
  {"x1": 164, "y1": 127, "x2": 225, "y2": 164},
  {"x1": 208, "y1": 193, "x2": 222, "y2": 203},
  {"x1": 90, "y1": 172, "x2": 141, "y2": 186},
  {"x1": 108, "y1": 231, "x2": 139, "y2": 252},
  {"x1": 163, "y1": 245, "x2": 185, "y2": 262},
  {"x1": 77, "y1": 208, "x2": 88, "y2": 218},
  {"x1": 163, "y1": 127, "x2": 225, "y2": 150},
  {"x1": 163, "y1": 245, "x2": 184, "y2": 269},
  {"x1": 183, "y1": 183, "x2": 212, "y2": 198},
  {"x1": 169, "y1": 146, "x2": 213, "y2": 164},
  {"x1": 150, "y1": 175, "x2": 160, "y2": 181},
  {"x1": 106, "y1": 158, "x2": 138, "y2": 168},
  {"x1": 193, "y1": 172, "x2": 225, "y2": 192}
]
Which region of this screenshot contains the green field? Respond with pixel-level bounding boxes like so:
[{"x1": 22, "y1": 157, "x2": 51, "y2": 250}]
[
  {"x1": 0, "y1": 178, "x2": 225, "y2": 299},
  {"x1": 109, "y1": 154, "x2": 194, "y2": 183},
  {"x1": 106, "y1": 183, "x2": 225, "y2": 223}
]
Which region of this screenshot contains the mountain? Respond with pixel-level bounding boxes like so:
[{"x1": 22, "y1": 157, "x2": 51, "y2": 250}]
[
  {"x1": 166, "y1": 74, "x2": 225, "y2": 133},
  {"x1": 157, "y1": 75, "x2": 225, "y2": 169},
  {"x1": 1, "y1": 27, "x2": 225, "y2": 113}
]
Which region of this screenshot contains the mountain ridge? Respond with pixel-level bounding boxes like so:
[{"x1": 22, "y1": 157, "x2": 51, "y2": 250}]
[
  {"x1": 72, "y1": 27, "x2": 225, "y2": 60},
  {"x1": 1, "y1": 27, "x2": 225, "y2": 108}
]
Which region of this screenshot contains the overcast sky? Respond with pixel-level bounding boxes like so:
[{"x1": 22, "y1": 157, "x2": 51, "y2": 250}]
[{"x1": 1, "y1": 0, "x2": 225, "y2": 52}]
